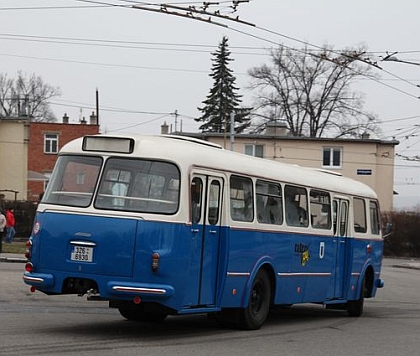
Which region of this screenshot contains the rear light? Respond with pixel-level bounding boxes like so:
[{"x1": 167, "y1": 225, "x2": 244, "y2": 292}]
[
  {"x1": 25, "y1": 262, "x2": 33, "y2": 273},
  {"x1": 33, "y1": 222, "x2": 40, "y2": 235},
  {"x1": 151, "y1": 252, "x2": 160, "y2": 272},
  {"x1": 25, "y1": 240, "x2": 32, "y2": 259}
]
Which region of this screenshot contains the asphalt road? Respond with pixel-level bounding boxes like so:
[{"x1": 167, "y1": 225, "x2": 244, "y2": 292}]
[{"x1": 0, "y1": 258, "x2": 419, "y2": 356}]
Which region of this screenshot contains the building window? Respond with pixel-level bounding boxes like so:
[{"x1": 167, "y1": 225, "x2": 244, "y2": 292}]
[
  {"x1": 76, "y1": 172, "x2": 86, "y2": 185},
  {"x1": 44, "y1": 133, "x2": 59, "y2": 154},
  {"x1": 245, "y1": 144, "x2": 264, "y2": 158},
  {"x1": 322, "y1": 147, "x2": 342, "y2": 168}
]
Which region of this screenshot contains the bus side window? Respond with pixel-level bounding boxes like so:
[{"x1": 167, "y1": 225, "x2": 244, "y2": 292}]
[
  {"x1": 370, "y1": 200, "x2": 380, "y2": 235},
  {"x1": 353, "y1": 198, "x2": 367, "y2": 233},
  {"x1": 208, "y1": 180, "x2": 221, "y2": 226},
  {"x1": 309, "y1": 190, "x2": 331, "y2": 229},
  {"x1": 230, "y1": 175, "x2": 254, "y2": 222},
  {"x1": 333, "y1": 200, "x2": 338, "y2": 234},
  {"x1": 256, "y1": 180, "x2": 283, "y2": 225},
  {"x1": 191, "y1": 178, "x2": 203, "y2": 224},
  {"x1": 285, "y1": 185, "x2": 308, "y2": 227},
  {"x1": 339, "y1": 201, "x2": 348, "y2": 236}
]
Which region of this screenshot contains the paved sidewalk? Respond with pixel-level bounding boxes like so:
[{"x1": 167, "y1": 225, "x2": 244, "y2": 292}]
[
  {"x1": 0, "y1": 253, "x2": 27, "y2": 263},
  {"x1": 392, "y1": 260, "x2": 420, "y2": 270}
]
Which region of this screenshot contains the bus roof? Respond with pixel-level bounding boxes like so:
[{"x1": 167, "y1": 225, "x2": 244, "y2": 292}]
[{"x1": 60, "y1": 134, "x2": 378, "y2": 200}]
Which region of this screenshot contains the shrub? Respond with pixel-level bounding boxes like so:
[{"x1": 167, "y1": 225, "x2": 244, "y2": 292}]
[{"x1": 382, "y1": 211, "x2": 420, "y2": 257}]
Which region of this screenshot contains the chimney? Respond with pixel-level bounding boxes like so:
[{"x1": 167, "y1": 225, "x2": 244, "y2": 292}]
[
  {"x1": 62, "y1": 113, "x2": 69, "y2": 124},
  {"x1": 265, "y1": 121, "x2": 288, "y2": 136},
  {"x1": 80, "y1": 117, "x2": 87, "y2": 125},
  {"x1": 161, "y1": 121, "x2": 169, "y2": 135},
  {"x1": 89, "y1": 111, "x2": 98, "y2": 125},
  {"x1": 361, "y1": 132, "x2": 370, "y2": 139}
]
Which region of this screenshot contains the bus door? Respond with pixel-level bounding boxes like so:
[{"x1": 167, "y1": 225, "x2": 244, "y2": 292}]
[
  {"x1": 190, "y1": 174, "x2": 224, "y2": 306},
  {"x1": 331, "y1": 198, "x2": 349, "y2": 299}
]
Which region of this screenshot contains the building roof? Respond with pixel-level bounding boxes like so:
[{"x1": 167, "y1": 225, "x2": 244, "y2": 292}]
[{"x1": 174, "y1": 131, "x2": 399, "y2": 146}]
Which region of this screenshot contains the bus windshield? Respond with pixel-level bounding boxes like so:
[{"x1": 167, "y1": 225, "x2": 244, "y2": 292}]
[
  {"x1": 43, "y1": 155, "x2": 180, "y2": 214},
  {"x1": 95, "y1": 158, "x2": 180, "y2": 214},
  {"x1": 43, "y1": 155, "x2": 102, "y2": 207}
]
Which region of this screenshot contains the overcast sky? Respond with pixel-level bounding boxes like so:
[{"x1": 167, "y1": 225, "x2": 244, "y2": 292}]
[{"x1": 1, "y1": 0, "x2": 419, "y2": 209}]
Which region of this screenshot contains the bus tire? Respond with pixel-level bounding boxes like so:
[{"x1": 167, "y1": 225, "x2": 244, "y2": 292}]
[
  {"x1": 240, "y1": 269, "x2": 271, "y2": 330},
  {"x1": 347, "y1": 277, "x2": 365, "y2": 317},
  {"x1": 118, "y1": 307, "x2": 167, "y2": 322}
]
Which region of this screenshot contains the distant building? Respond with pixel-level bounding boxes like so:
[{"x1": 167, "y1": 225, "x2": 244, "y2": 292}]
[
  {"x1": 27, "y1": 113, "x2": 100, "y2": 201},
  {"x1": 170, "y1": 122, "x2": 398, "y2": 212},
  {"x1": 0, "y1": 118, "x2": 29, "y2": 201}
]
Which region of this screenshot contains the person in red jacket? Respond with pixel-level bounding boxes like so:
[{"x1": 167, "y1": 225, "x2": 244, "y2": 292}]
[
  {"x1": 5, "y1": 208, "x2": 16, "y2": 243},
  {"x1": 0, "y1": 209, "x2": 6, "y2": 252}
]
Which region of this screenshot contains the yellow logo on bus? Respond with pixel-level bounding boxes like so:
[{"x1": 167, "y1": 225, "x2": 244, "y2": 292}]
[{"x1": 301, "y1": 250, "x2": 310, "y2": 266}]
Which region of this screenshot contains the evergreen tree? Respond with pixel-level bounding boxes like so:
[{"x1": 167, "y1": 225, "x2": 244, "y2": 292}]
[{"x1": 196, "y1": 36, "x2": 251, "y2": 133}]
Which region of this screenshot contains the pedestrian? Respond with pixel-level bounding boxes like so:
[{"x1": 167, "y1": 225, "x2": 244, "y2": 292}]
[
  {"x1": 0, "y1": 209, "x2": 6, "y2": 253},
  {"x1": 5, "y1": 208, "x2": 16, "y2": 243}
]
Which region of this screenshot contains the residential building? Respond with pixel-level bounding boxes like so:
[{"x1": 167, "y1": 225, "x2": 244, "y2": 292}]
[
  {"x1": 172, "y1": 124, "x2": 398, "y2": 212},
  {"x1": 0, "y1": 118, "x2": 29, "y2": 201},
  {"x1": 27, "y1": 113, "x2": 100, "y2": 201}
]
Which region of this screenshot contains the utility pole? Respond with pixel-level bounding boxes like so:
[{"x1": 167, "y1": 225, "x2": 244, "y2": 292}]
[
  {"x1": 230, "y1": 112, "x2": 235, "y2": 151},
  {"x1": 96, "y1": 88, "x2": 99, "y2": 126},
  {"x1": 174, "y1": 110, "x2": 178, "y2": 132}
]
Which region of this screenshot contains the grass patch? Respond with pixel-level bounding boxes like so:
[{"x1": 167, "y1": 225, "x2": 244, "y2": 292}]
[{"x1": 2, "y1": 242, "x2": 26, "y2": 254}]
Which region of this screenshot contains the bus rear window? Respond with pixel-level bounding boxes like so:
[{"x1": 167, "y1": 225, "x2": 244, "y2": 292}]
[
  {"x1": 95, "y1": 158, "x2": 180, "y2": 214},
  {"x1": 42, "y1": 155, "x2": 102, "y2": 207}
]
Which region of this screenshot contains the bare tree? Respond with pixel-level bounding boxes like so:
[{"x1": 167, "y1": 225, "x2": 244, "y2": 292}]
[
  {"x1": 0, "y1": 71, "x2": 61, "y2": 122},
  {"x1": 248, "y1": 45, "x2": 380, "y2": 138}
]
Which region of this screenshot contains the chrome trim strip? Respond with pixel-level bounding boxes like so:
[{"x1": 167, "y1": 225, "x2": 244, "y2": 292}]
[
  {"x1": 70, "y1": 241, "x2": 96, "y2": 247},
  {"x1": 227, "y1": 272, "x2": 251, "y2": 277},
  {"x1": 22, "y1": 275, "x2": 44, "y2": 283},
  {"x1": 278, "y1": 272, "x2": 331, "y2": 277},
  {"x1": 351, "y1": 272, "x2": 361, "y2": 276},
  {"x1": 112, "y1": 286, "x2": 167, "y2": 294}
]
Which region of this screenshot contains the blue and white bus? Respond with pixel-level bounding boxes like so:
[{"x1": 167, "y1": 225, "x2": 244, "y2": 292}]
[{"x1": 23, "y1": 134, "x2": 384, "y2": 329}]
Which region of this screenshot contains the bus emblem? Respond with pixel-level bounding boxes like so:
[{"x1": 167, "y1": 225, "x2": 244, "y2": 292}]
[{"x1": 301, "y1": 250, "x2": 310, "y2": 266}]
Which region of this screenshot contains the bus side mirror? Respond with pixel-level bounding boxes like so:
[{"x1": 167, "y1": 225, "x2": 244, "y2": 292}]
[{"x1": 383, "y1": 222, "x2": 393, "y2": 239}]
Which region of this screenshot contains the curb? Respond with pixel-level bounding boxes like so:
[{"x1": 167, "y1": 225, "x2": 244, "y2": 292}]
[
  {"x1": 392, "y1": 264, "x2": 420, "y2": 271},
  {"x1": 0, "y1": 255, "x2": 27, "y2": 263}
]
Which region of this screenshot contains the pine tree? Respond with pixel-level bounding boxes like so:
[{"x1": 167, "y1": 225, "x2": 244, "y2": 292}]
[{"x1": 196, "y1": 36, "x2": 251, "y2": 133}]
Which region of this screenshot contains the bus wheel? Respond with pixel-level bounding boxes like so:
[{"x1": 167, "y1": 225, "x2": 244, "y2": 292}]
[
  {"x1": 240, "y1": 270, "x2": 271, "y2": 330},
  {"x1": 118, "y1": 307, "x2": 167, "y2": 322},
  {"x1": 347, "y1": 277, "x2": 365, "y2": 317}
]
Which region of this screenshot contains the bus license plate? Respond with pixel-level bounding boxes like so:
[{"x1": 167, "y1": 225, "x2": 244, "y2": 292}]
[{"x1": 70, "y1": 246, "x2": 94, "y2": 262}]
